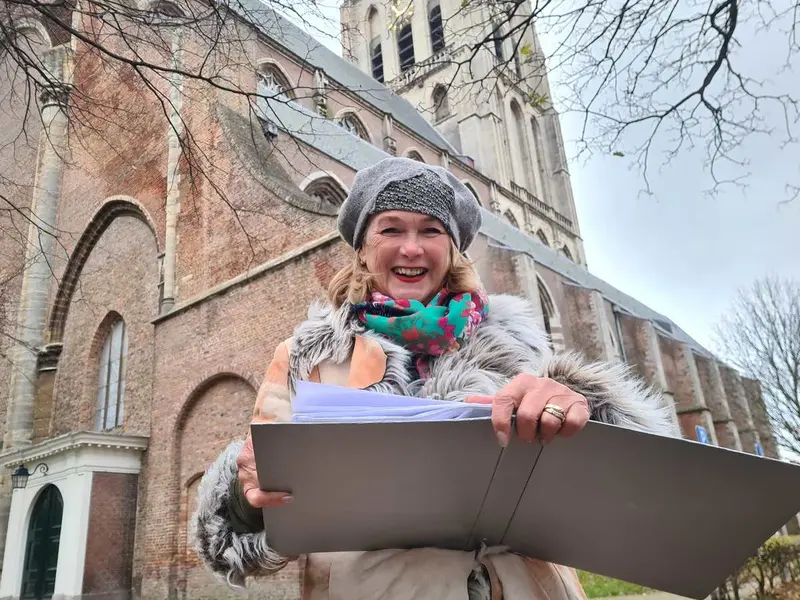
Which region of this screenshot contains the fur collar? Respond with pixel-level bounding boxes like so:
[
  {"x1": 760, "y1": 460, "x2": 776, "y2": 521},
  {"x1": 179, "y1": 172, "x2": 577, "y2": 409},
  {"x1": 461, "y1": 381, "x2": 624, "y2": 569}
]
[{"x1": 288, "y1": 294, "x2": 679, "y2": 437}]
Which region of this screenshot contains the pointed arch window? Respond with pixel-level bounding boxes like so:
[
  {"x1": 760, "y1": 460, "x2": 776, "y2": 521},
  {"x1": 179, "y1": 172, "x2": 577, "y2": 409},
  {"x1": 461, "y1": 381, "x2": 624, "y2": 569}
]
[
  {"x1": 95, "y1": 318, "x2": 128, "y2": 431},
  {"x1": 370, "y1": 38, "x2": 384, "y2": 82},
  {"x1": 429, "y1": 0, "x2": 445, "y2": 54},
  {"x1": 257, "y1": 64, "x2": 294, "y2": 101},
  {"x1": 398, "y1": 23, "x2": 415, "y2": 72},
  {"x1": 407, "y1": 150, "x2": 425, "y2": 162},
  {"x1": 146, "y1": 0, "x2": 185, "y2": 22},
  {"x1": 537, "y1": 277, "x2": 555, "y2": 347},
  {"x1": 368, "y1": 7, "x2": 384, "y2": 82},
  {"x1": 463, "y1": 182, "x2": 480, "y2": 202},
  {"x1": 336, "y1": 112, "x2": 370, "y2": 142},
  {"x1": 530, "y1": 117, "x2": 549, "y2": 200},
  {"x1": 510, "y1": 100, "x2": 532, "y2": 190},
  {"x1": 536, "y1": 229, "x2": 550, "y2": 247},
  {"x1": 504, "y1": 210, "x2": 519, "y2": 228},
  {"x1": 303, "y1": 176, "x2": 348, "y2": 211},
  {"x1": 432, "y1": 85, "x2": 450, "y2": 122},
  {"x1": 491, "y1": 22, "x2": 504, "y2": 61},
  {"x1": 152, "y1": 0, "x2": 184, "y2": 17},
  {"x1": 560, "y1": 245, "x2": 573, "y2": 261}
]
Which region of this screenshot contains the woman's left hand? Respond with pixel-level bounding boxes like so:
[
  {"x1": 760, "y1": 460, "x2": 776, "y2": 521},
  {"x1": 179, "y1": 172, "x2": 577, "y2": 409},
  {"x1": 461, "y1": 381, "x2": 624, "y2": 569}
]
[{"x1": 466, "y1": 374, "x2": 590, "y2": 447}]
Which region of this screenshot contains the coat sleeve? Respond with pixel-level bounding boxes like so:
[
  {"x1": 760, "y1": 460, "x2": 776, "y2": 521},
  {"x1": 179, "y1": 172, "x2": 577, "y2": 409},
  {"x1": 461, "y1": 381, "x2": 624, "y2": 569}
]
[
  {"x1": 539, "y1": 351, "x2": 680, "y2": 437},
  {"x1": 191, "y1": 342, "x2": 294, "y2": 588},
  {"x1": 486, "y1": 294, "x2": 679, "y2": 437}
]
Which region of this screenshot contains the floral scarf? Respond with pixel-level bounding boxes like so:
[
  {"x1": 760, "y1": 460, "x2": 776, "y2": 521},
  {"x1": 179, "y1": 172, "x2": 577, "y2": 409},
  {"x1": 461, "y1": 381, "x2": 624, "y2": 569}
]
[{"x1": 352, "y1": 289, "x2": 490, "y2": 378}]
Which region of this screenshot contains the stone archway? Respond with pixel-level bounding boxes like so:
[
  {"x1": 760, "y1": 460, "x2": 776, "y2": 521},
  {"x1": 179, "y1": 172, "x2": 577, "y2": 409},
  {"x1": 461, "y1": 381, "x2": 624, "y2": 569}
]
[{"x1": 172, "y1": 373, "x2": 300, "y2": 599}]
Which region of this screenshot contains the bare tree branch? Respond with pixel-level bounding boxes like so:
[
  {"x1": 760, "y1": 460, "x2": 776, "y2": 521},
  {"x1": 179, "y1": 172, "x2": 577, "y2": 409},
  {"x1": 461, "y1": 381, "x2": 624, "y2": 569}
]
[{"x1": 714, "y1": 277, "x2": 800, "y2": 457}]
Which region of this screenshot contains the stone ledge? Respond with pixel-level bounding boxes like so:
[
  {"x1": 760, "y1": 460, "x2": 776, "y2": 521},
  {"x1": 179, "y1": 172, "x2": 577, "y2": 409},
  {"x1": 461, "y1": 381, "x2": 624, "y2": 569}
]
[
  {"x1": 152, "y1": 231, "x2": 340, "y2": 324},
  {"x1": 676, "y1": 405, "x2": 712, "y2": 415},
  {"x1": 0, "y1": 431, "x2": 149, "y2": 469}
]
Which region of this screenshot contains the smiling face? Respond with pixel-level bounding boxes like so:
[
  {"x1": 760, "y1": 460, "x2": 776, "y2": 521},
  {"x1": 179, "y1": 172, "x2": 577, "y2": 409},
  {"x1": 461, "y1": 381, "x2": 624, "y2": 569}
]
[{"x1": 360, "y1": 211, "x2": 452, "y2": 303}]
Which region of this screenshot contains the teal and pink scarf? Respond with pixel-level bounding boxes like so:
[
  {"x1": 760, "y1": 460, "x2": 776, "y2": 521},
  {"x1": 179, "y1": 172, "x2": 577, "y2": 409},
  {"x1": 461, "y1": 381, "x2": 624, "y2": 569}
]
[{"x1": 353, "y1": 289, "x2": 490, "y2": 378}]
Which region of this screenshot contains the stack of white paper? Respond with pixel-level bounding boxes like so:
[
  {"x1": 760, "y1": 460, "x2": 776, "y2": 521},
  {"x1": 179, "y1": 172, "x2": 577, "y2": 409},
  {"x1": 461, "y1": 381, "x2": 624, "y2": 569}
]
[{"x1": 291, "y1": 381, "x2": 493, "y2": 423}]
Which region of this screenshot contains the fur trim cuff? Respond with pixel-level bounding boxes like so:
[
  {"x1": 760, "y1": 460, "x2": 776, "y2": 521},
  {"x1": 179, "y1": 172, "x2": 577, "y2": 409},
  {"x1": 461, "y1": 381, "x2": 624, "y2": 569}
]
[
  {"x1": 192, "y1": 440, "x2": 289, "y2": 588},
  {"x1": 540, "y1": 352, "x2": 680, "y2": 437}
]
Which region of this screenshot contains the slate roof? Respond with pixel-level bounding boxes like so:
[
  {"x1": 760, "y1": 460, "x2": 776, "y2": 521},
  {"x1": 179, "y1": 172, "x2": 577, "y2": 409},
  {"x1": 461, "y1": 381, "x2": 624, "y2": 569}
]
[{"x1": 234, "y1": 0, "x2": 462, "y2": 156}]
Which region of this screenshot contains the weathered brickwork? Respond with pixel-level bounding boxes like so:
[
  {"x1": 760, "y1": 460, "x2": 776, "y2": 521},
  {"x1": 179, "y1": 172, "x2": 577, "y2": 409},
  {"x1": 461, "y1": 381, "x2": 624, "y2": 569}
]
[
  {"x1": 617, "y1": 315, "x2": 668, "y2": 390},
  {"x1": 51, "y1": 216, "x2": 159, "y2": 438},
  {"x1": 83, "y1": 472, "x2": 139, "y2": 599},
  {"x1": 693, "y1": 355, "x2": 742, "y2": 451},
  {"x1": 742, "y1": 378, "x2": 779, "y2": 459},
  {"x1": 562, "y1": 285, "x2": 614, "y2": 362},
  {"x1": 719, "y1": 366, "x2": 761, "y2": 455}
]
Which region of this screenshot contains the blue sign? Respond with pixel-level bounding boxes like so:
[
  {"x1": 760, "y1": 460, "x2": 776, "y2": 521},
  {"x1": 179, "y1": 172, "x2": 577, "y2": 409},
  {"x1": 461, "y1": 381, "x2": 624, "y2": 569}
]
[
  {"x1": 755, "y1": 442, "x2": 764, "y2": 456},
  {"x1": 695, "y1": 425, "x2": 710, "y2": 445}
]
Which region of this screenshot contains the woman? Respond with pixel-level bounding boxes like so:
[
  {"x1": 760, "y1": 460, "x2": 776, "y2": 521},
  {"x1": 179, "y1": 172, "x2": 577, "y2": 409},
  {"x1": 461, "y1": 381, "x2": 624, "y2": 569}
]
[{"x1": 193, "y1": 157, "x2": 678, "y2": 600}]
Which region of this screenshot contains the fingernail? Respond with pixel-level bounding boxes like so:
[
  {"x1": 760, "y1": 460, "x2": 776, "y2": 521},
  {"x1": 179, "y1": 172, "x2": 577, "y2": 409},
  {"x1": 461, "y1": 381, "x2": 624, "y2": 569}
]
[
  {"x1": 496, "y1": 432, "x2": 509, "y2": 447},
  {"x1": 282, "y1": 495, "x2": 295, "y2": 504}
]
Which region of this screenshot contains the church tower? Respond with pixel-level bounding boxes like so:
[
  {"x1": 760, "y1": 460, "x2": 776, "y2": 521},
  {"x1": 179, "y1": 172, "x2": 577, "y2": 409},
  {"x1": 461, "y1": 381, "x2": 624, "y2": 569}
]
[{"x1": 341, "y1": 0, "x2": 584, "y2": 263}]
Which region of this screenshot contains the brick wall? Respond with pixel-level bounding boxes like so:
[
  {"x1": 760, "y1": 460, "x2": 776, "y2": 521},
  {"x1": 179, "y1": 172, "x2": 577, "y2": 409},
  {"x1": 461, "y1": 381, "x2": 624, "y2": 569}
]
[
  {"x1": 51, "y1": 216, "x2": 159, "y2": 438},
  {"x1": 133, "y1": 243, "x2": 350, "y2": 599},
  {"x1": 83, "y1": 472, "x2": 139, "y2": 599},
  {"x1": 175, "y1": 375, "x2": 304, "y2": 600},
  {"x1": 563, "y1": 284, "x2": 609, "y2": 361}
]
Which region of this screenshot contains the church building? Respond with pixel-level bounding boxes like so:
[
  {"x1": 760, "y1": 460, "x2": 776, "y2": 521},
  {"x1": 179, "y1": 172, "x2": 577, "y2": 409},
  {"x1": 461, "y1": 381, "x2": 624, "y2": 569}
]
[{"x1": 0, "y1": 0, "x2": 787, "y2": 598}]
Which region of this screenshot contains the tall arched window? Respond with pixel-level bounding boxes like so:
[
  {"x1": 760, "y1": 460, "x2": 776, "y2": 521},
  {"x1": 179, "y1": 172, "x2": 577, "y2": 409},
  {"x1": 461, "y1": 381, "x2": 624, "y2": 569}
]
[
  {"x1": 432, "y1": 85, "x2": 449, "y2": 122},
  {"x1": 536, "y1": 229, "x2": 549, "y2": 247},
  {"x1": 504, "y1": 210, "x2": 519, "y2": 228},
  {"x1": 538, "y1": 277, "x2": 555, "y2": 348},
  {"x1": 368, "y1": 7, "x2": 384, "y2": 83},
  {"x1": 336, "y1": 111, "x2": 370, "y2": 142},
  {"x1": 21, "y1": 485, "x2": 63, "y2": 600},
  {"x1": 510, "y1": 100, "x2": 532, "y2": 190},
  {"x1": 257, "y1": 63, "x2": 294, "y2": 101},
  {"x1": 303, "y1": 176, "x2": 348, "y2": 211},
  {"x1": 530, "y1": 117, "x2": 549, "y2": 200},
  {"x1": 96, "y1": 318, "x2": 128, "y2": 430},
  {"x1": 560, "y1": 245, "x2": 573, "y2": 261},
  {"x1": 463, "y1": 182, "x2": 480, "y2": 202},
  {"x1": 397, "y1": 23, "x2": 415, "y2": 72},
  {"x1": 151, "y1": 0, "x2": 185, "y2": 17},
  {"x1": 492, "y1": 22, "x2": 504, "y2": 61},
  {"x1": 429, "y1": 0, "x2": 445, "y2": 53}
]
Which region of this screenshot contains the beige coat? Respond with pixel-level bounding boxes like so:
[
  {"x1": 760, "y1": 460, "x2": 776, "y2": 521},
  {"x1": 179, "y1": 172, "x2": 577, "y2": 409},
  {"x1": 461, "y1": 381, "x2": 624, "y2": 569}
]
[
  {"x1": 249, "y1": 336, "x2": 588, "y2": 600},
  {"x1": 194, "y1": 295, "x2": 677, "y2": 599}
]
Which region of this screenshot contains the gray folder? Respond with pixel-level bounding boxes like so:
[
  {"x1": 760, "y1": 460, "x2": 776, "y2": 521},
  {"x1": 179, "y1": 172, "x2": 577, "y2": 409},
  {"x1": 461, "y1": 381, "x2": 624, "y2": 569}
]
[{"x1": 251, "y1": 418, "x2": 800, "y2": 599}]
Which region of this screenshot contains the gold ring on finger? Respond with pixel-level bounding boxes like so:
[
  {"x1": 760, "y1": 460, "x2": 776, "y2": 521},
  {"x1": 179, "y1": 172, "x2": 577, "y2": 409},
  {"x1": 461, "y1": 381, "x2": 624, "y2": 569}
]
[{"x1": 543, "y1": 404, "x2": 566, "y2": 423}]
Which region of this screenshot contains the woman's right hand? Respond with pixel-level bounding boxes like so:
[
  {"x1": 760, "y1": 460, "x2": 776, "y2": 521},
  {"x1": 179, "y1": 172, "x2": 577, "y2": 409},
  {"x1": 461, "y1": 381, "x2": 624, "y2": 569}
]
[{"x1": 237, "y1": 434, "x2": 294, "y2": 508}]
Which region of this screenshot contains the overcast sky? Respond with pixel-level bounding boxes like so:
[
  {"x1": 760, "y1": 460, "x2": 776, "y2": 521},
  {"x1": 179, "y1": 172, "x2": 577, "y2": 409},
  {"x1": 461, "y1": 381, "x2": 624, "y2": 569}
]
[
  {"x1": 543, "y1": 11, "x2": 800, "y2": 352},
  {"x1": 300, "y1": 4, "x2": 800, "y2": 352}
]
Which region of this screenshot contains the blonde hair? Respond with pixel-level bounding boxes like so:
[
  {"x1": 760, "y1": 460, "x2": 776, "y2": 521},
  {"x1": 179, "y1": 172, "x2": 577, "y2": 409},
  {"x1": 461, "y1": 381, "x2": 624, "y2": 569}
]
[{"x1": 328, "y1": 238, "x2": 480, "y2": 308}]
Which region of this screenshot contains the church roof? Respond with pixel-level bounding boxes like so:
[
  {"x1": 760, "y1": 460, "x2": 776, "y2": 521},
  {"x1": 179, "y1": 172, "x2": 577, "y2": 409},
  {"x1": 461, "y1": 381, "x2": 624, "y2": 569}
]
[{"x1": 236, "y1": 0, "x2": 462, "y2": 157}]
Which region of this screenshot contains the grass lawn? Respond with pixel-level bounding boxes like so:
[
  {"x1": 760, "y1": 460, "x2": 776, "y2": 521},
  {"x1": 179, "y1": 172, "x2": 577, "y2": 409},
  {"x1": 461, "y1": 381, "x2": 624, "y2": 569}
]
[{"x1": 578, "y1": 571, "x2": 654, "y2": 598}]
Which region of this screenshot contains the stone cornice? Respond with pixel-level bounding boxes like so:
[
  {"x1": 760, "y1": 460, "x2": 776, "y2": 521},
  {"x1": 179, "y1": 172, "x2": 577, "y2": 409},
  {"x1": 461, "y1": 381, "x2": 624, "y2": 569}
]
[
  {"x1": 153, "y1": 230, "x2": 341, "y2": 323},
  {"x1": 0, "y1": 431, "x2": 149, "y2": 468}
]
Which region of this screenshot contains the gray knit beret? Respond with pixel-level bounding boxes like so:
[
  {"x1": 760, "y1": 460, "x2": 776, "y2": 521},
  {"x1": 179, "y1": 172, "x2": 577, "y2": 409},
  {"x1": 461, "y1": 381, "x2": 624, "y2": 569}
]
[{"x1": 337, "y1": 157, "x2": 482, "y2": 253}]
